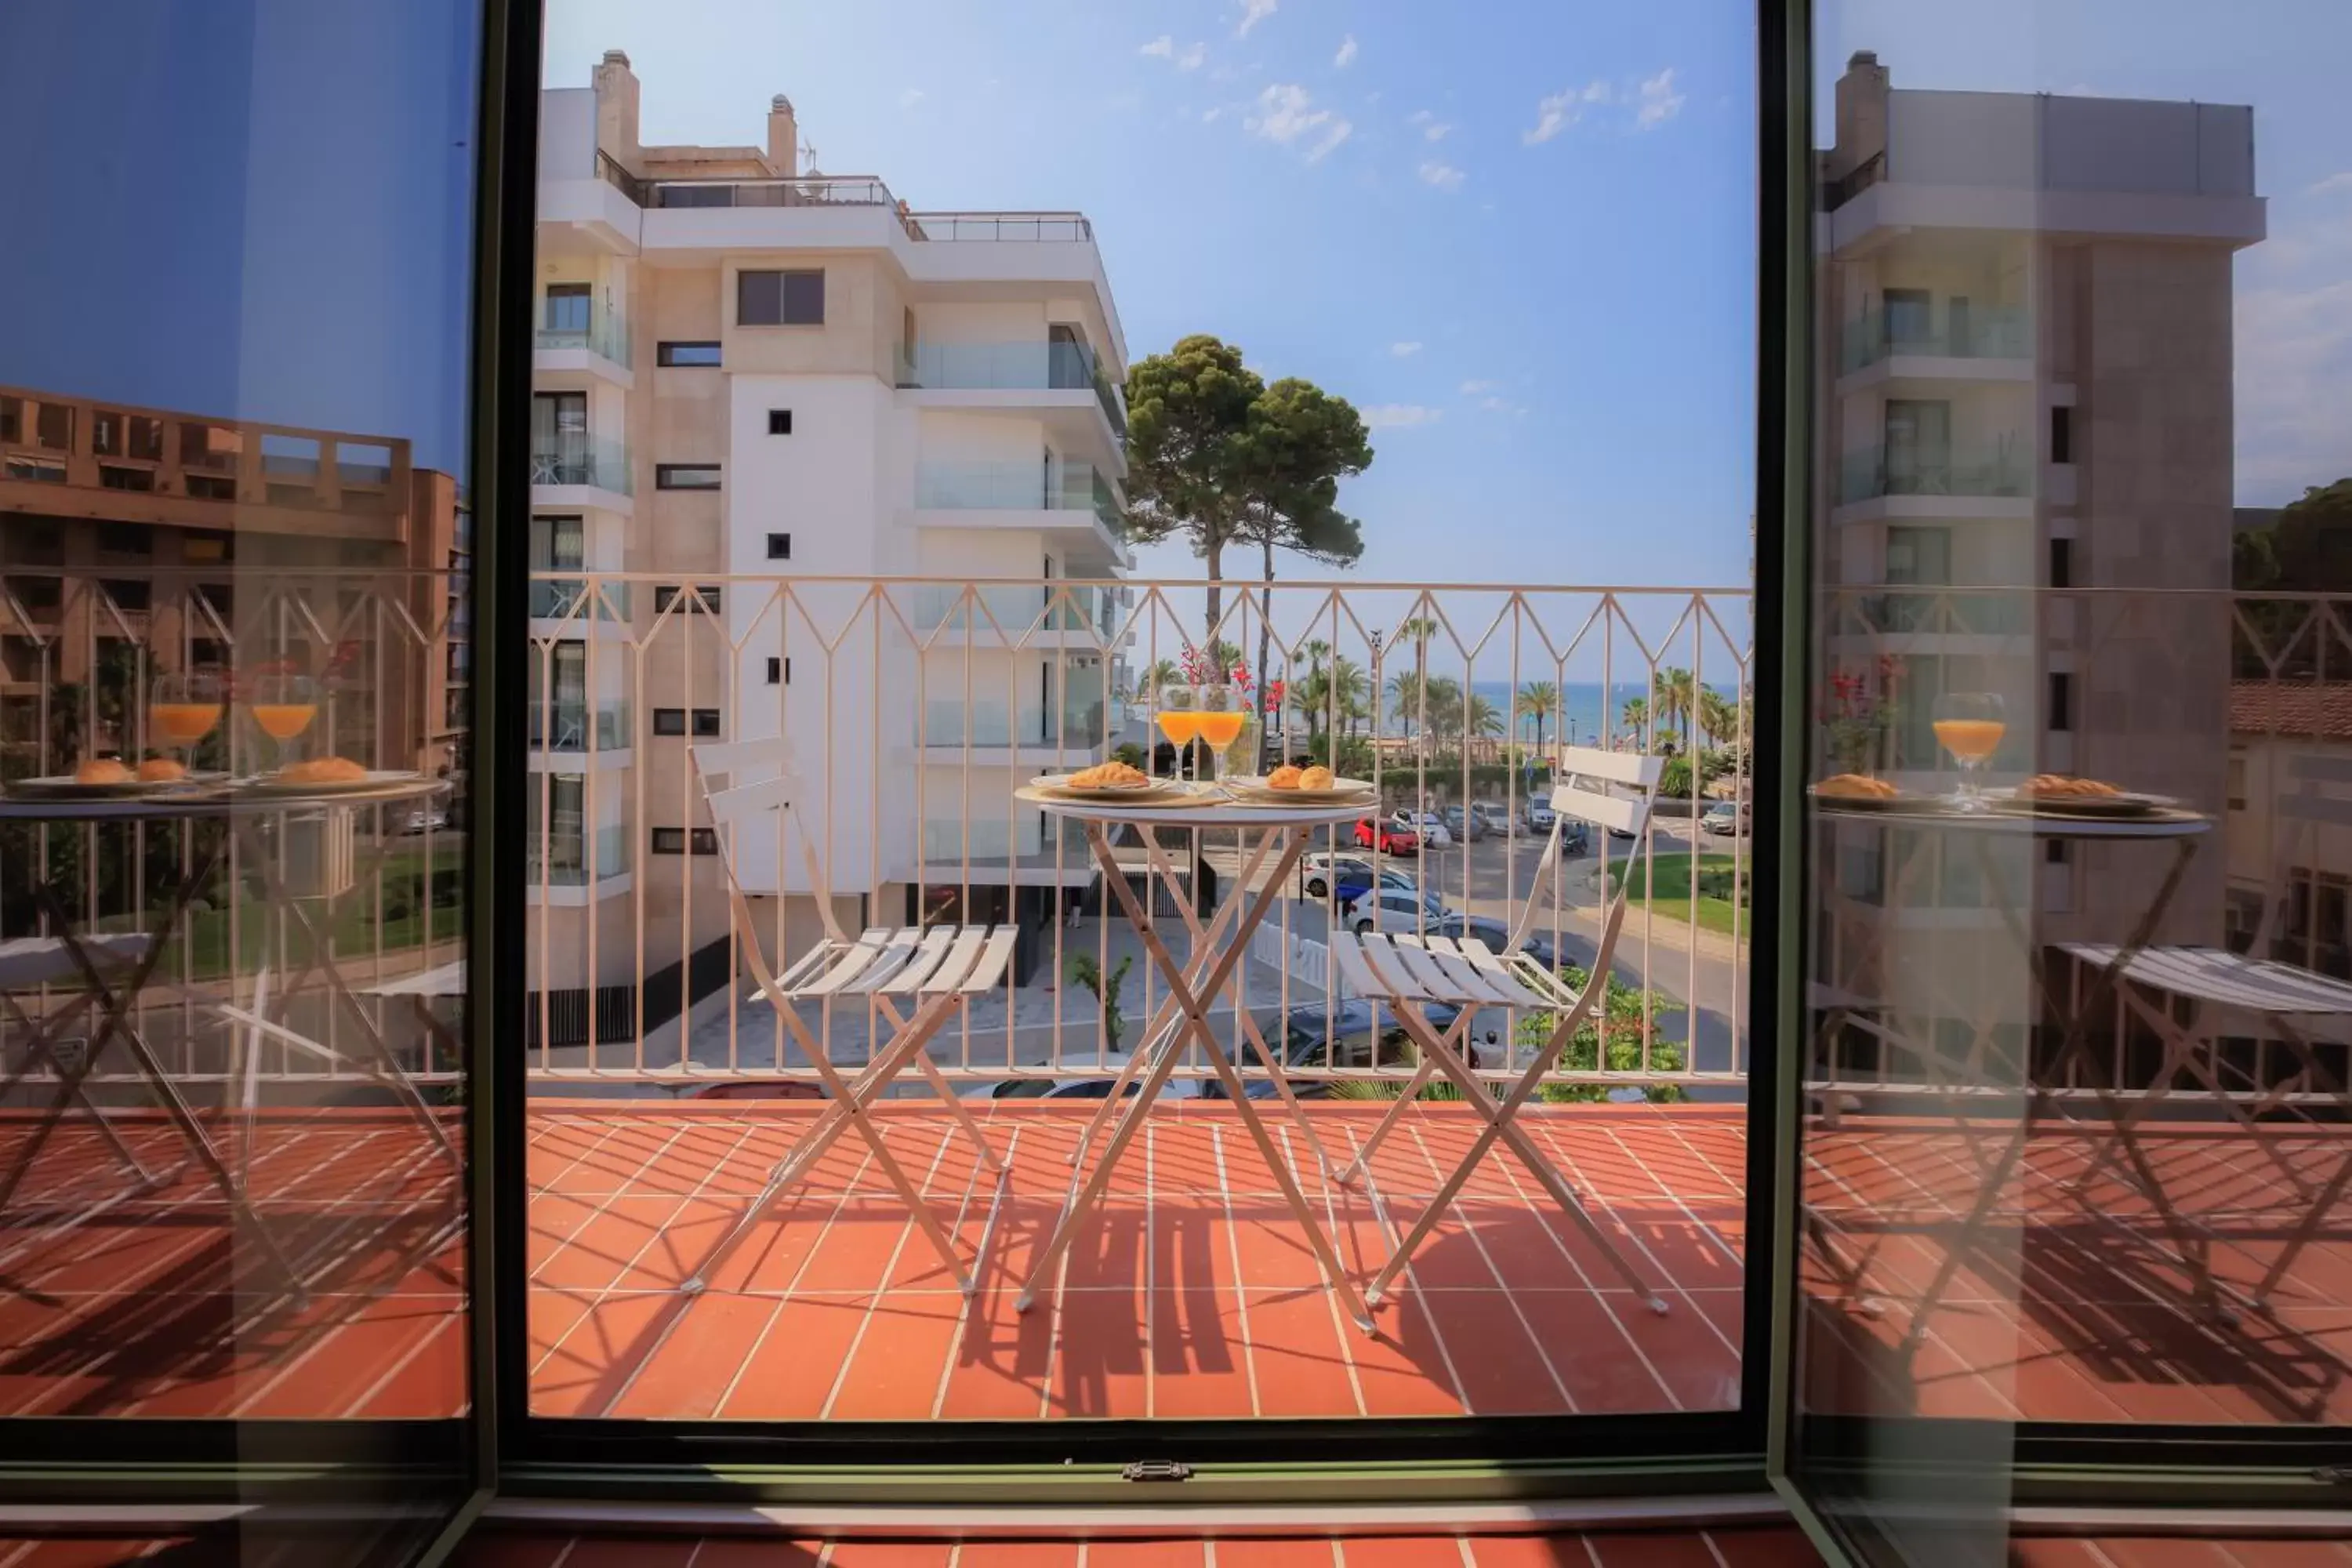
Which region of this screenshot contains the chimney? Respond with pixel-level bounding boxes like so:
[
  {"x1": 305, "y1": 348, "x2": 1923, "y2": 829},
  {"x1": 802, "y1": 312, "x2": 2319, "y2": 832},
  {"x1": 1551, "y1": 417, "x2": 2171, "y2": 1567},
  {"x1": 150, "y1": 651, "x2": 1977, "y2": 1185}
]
[
  {"x1": 1833, "y1": 49, "x2": 1891, "y2": 176},
  {"x1": 592, "y1": 49, "x2": 641, "y2": 168},
  {"x1": 768, "y1": 94, "x2": 798, "y2": 176}
]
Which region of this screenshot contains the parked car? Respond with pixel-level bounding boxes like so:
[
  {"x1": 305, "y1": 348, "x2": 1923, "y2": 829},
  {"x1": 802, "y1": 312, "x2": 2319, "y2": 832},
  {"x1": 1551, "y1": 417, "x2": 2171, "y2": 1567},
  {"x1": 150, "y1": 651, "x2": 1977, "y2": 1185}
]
[
  {"x1": 1440, "y1": 804, "x2": 1486, "y2": 843},
  {"x1": 1472, "y1": 803, "x2": 1515, "y2": 838},
  {"x1": 1201, "y1": 1000, "x2": 1477, "y2": 1100},
  {"x1": 1429, "y1": 911, "x2": 1560, "y2": 973},
  {"x1": 1300, "y1": 852, "x2": 1422, "y2": 903},
  {"x1": 1392, "y1": 809, "x2": 1452, "y2": 848},
  {"x1": 1341, "y1": 887, "x2": 1450, "y2": 937},
  {"x1": 397, "y1": 805, "x2": 449, "y2": 836},
  {"x1": 1352, "y1": 818, "x2": 1421, "y2": 855},
  {"x1": 1525, "y1": 800, "x2": 1558, "y2": 833},
  {"x1": 1701, "y1": 800, "x2": 1751, "y2": 836}
]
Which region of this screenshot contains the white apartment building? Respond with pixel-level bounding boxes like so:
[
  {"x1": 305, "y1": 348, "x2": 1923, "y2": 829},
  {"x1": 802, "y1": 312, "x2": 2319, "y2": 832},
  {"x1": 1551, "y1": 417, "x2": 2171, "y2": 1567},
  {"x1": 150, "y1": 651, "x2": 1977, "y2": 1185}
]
[
  {"x1": 529, "y1": 53, "x2": 1131, "y2": 1018},
  {"x1": 1814, "y1": 53, "x2": 2264, "y2": 1022}
]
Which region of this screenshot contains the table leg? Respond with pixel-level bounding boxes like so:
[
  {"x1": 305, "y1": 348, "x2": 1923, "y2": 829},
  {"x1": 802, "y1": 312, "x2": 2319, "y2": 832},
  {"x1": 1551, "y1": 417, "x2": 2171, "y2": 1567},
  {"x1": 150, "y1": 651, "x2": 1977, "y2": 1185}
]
[{"x1": 1020, "y1": 826, "x2": 1356, "y2": 1323}]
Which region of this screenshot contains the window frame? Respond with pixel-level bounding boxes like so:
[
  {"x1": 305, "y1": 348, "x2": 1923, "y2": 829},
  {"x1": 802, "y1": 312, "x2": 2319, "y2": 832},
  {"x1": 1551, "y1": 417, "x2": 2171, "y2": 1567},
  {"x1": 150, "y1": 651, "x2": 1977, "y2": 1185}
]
[
  {"x1": 736, "y1": 267, "x2": 825, "y2": 327},
  {"x1": 656, "y1": 339, "x2": 723, "y2": 368}
]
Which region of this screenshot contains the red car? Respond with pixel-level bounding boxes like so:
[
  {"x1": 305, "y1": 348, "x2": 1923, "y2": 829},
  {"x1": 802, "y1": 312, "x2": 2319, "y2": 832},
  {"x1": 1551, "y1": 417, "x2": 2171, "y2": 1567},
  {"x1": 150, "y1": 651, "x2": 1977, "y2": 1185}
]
[{"x1": 1353, "y1": 818, "x2": 1420, "y2": 855}]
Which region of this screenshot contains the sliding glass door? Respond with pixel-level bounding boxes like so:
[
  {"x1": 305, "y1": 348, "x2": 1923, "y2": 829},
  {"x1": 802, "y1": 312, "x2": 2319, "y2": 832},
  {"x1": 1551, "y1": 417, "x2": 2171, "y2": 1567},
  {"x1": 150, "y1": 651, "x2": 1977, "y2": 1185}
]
[{"x1": 0, "y1": 0, "x2": 506, "y2": 1558}]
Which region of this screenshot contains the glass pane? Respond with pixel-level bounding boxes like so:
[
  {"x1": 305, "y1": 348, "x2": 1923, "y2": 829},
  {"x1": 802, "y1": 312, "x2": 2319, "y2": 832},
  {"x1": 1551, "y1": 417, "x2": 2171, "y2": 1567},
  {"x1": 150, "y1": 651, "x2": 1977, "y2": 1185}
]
[
  {"x1": 1792, "y1": 4, "x2": 2352, "y2": 1559},
  {"x1": 0, "y1": 0, "x2": 480, "y2": 1551},
  {"x1": 527, "y1": 8, "x2": 1761, "y2": 1439}
]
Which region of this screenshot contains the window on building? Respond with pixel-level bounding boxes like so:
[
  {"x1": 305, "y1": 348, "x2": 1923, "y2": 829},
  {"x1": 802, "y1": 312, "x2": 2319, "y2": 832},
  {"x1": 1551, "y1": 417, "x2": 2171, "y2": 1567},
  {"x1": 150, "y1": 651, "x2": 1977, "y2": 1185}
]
[
  {"x1": 765, "y1": 532, "x2": 791, "y2": 560},
  {"x1": 184, "y1": 532, "x2": 232, "y2": 564},
  {"x1": 652, "y1": 708, "x2": 687, "y2": 736},
  {"x1": 33, "y1": 402, "x2": 72, "y2": 452},
  {"x1": 651, "y1": 826, "x2": 687, "y2": 855},
  {"x1": 652, "y1": 584, "x2": 721, "y2": 615},
  {"x1": 767, "y1": 409, "x2": 792, "y2": 435},
  {"x1": 2045, "y1": 838, "x2": 2071, "y2": 866},
  {"x1": 655, "y1": 464, "x2": 721, "y2": 491},
  {"x1": 0, "y1": 395, "x2": 18, "y2": 443},
  {"x1": 4, "y1": 457, "x2": 65, "y2": 484},
  {"x1": 656, "y1": 341, "x2": 722, "y2": 367},
  {"x1": 186, "y1": 474, "x2": 235, "y2": 501},
  {"x1": 93, "y1": 410, "x2": 164, "y2": 463},
  {"x1": 1882, "y1": 287, "x2": 1933, "y2": 347},
  {"x1": 544, "y1": 281, "x2": 591, "y2": 333},
  {"x1": 2050, "y1": 405, "x2": 2074, "y2": 464},
  {"x1": 2049, "y1": 671, "x2": 2074, "y2": 732},
  {"x1": 95, "y1": 523, "x2": 151, "y2": 557},
  {"x1": 2227, "y1": 751, "x2": 2248, "y2": 810},
  {"x1": 766, "y1": 657, "x2": 788, "y2": 685},
  {"x1": 99, "y1": 466, "x2": 154, "y2": 492},
  {"x1": 738, "y1": 268, "x2": 824, "y2": 326},
  {"x1": 2049, "y1": 535, "x2": 2074, "y2": 589},
  {"x1": 691, "y1": 709, "x2": 722, "y2": 738}
]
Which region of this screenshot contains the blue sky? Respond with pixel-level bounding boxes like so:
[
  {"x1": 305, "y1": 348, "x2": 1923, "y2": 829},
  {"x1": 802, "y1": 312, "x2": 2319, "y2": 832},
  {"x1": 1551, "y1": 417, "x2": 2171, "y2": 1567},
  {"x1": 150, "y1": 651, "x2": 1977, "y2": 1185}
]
[
  {"x1": 544, "y1": 0, "x2": 1762, "y2": 593},
  {"x1": 0, "y1": 0, "x2": 480, "y2": 476}
]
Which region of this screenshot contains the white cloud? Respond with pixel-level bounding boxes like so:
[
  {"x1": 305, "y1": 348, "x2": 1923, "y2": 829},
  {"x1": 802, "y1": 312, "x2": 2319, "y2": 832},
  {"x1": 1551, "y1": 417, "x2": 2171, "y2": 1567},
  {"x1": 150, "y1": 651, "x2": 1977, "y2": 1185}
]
[
  {"x1": 898, "y1": 88, "x2": 925, "y2": 109},
  {"x1": 1418, "y1": 159, "x2": 1465, "y2": 191},
  {"x1": 1410, "y1": 108, "x2": 1454, "y2": 141},
  {"x1": 1635, "y1": 67, "x2": 1686, "y2": 129},
  {"x1": 1361, "y1": 404, "x2": 1444, "y2": 430},
  {"x1": 1246, "y1": 82, "x2": 1351, "y2": 162},
  {"x1": 1390, "y1": 341, "x2": 1423, "y2": 357},
  {"x1": 1458, "y1": 379, "x2": 1500, "y2": 395},
  {"x1": 2307, "y1": 172, "x2": 2352, "y2": 198},
  {"x1": 1142, "y1": 34, "x2": 1206, "y2": 71},
  {"x1": 1333, "y1": 34, "x2": 1357, "y2": 68},
  {"x1": 2237, "y1": 274, "x2": 2352, "y2": 497},
  {"x1": 1523, "y1": 78, "x2": 1610, "y2": 145},
  {"x1": 1236, "y1": 0, "x2": 1276, "y2": 38}
]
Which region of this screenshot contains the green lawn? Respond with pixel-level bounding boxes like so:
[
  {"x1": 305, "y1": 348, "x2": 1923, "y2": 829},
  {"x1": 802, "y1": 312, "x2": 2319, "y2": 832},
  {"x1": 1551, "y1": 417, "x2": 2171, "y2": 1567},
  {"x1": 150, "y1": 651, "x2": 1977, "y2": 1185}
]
[
  {"x1": 1610, "y1": 851, "x2": 1751, "y2": 938},
  {"x1": 89, "y1": 844, "x2": 463, "y2": 982}
]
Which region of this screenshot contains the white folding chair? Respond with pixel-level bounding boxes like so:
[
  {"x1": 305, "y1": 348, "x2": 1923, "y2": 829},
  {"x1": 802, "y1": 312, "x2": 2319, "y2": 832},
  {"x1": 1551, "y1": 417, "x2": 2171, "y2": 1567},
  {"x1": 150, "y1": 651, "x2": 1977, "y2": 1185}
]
[
  {"x1": 1330, "y1": 746, "x2": 1671, "y2": 1316},
  {"x1": 683, "y1": 739, "x2": 1015, "y2": 1296}
]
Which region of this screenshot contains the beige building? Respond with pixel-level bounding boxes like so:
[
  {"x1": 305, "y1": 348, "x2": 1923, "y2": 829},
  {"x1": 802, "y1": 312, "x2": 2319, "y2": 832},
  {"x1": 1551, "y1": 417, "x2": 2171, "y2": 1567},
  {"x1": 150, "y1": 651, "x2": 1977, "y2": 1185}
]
[
  {"x1": 530, "y1": 54, "x2": 1131, "y2": 1035},
  {"x1": 2227, "y1": 682, "x2": 2352, "y2": 978},
  {"x1": 1815, "y1": 54, "x2": 2265, "y2": 982},
  {"x1": 0, "y1": 383, "x2": 466, "y2": 779}
]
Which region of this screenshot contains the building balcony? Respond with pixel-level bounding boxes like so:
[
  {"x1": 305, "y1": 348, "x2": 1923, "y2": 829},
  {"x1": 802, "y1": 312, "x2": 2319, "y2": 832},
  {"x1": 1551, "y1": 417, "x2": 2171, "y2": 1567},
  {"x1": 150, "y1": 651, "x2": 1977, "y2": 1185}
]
[
  {"x1": 909, "y1": 459, "x2": 1126, "y2": 562},
  {"x1": 524, "y1": 822, "x2": 632, "y2": 904},
  {"x1": 525, "y1": 697, "x2": 633, "y2": 767},
  {"x1": 1836, "y1": 304, "x2": 2033, "y2": 387},
  {"x1": 528, "y1": 575, "x2": 633, "y2": 633},
  {"x1": 529, "y1": 433, "x2": 633, "y2": 513},
  {"x1": 906, "y1": 582, "x2": 1123, "y2": 647},
  {"x1": 1832, "y1": 440, "x2": 2032, "y2": 522},
  {"x1": 896, "y1": 339, "x2": 1127, "y2": 437},
  {"x1": 534, "y1": 307, "x2": 633, "y2": 387}
]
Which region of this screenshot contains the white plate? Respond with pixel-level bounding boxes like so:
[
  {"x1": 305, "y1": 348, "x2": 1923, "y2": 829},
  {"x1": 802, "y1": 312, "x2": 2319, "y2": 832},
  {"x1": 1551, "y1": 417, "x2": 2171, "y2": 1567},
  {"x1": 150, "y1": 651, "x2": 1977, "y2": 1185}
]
[
  {"x1": 1989, "y1": 788, "x2": 2172, "y2": 818},
  {"x1": 1222, "y1": 775, "x2": 1377, "y2": 805},
  {"x1": 1026, "y1": 774, "x2": 1190, "y2": 802},
  {"x1": 8, "y1": 771, "x2": 230, "y2": 800},
  {"x1": 238, "y1": 768, "x2": 423, "y2": 798}
]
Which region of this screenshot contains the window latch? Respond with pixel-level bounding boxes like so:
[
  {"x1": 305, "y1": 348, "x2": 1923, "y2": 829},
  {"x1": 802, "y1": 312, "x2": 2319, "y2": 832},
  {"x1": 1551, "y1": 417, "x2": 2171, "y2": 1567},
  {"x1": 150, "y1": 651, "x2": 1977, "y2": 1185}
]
[{"x1": 1120, "y1": 1461, "x2": 1192, "y2": 1483}]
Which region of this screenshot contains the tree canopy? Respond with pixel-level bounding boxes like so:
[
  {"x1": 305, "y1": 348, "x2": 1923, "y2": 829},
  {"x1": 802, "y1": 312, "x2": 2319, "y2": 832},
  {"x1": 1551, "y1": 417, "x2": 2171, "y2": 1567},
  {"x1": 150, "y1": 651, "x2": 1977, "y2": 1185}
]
[
  {"x1": 2236, "y1": 478, "x2": 2352, "y2": 593},
  {"x1": 1122, "y1": 335, "x2": 1371, "y2": 652}
]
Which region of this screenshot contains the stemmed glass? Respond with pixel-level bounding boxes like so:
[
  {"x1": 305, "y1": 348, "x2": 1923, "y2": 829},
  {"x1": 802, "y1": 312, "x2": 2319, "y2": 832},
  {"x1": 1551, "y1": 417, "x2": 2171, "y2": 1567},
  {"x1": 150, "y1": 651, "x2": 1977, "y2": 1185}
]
[
  {"x1": 1194, "y1": 681, "x2": 1243, "y2": 784},
  {"x1": 1155, "y1": 682, "x2": 1200, "y2": 781},
  {"x1": 147, "y1": 670, "x2": 223, "y2": 779},
  {"x1": 1933, "y1": 691, "x2": 2005, "y2": 812},
  {"x1": 249, "y1": 671, "x2": 319, "y2": 774}
]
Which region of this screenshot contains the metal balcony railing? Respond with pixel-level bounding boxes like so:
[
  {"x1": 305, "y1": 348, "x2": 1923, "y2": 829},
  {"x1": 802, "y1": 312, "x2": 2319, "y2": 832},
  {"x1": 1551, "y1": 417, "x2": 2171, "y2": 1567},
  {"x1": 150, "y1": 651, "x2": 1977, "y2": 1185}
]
[
  {"x1": 528, "y1": 433, "x2": 633, "y2": 495},
  {"x1": 1838, "y1": 441, "x2": 2030, "y2": 505}
]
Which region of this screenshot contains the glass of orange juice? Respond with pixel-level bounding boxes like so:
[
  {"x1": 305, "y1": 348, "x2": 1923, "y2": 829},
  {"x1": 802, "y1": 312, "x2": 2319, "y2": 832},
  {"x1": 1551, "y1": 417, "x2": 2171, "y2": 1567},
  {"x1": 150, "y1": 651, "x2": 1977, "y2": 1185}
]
[
  {"x1": 148, "y1": 670, "x2": 223, "y2": 774},
  {"x1": 1193, "y1": 681, "x2": 1244, "y2": 784},
  {"x1": 1156, "y1": 682, "x2": 1200, "y2": 779},
  {"x1": 1932, "y1": 691, "x2": 2005, "y2": 811},
  {"x1": 249, "y1": 671, "x2": 319, "y2": 772}
]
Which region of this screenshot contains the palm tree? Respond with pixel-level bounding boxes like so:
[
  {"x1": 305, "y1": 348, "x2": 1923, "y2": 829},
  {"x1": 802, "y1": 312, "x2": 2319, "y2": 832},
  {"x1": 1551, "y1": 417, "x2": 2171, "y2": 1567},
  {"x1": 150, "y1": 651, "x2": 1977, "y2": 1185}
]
[
  {"x1": 1621, "y1": 694, "x2": 1649, "y2": 746},
  {"x1": 1465, "y1": 693, "x2": 1504, "y2": 739},
  {"x1": 1697, "y1": 686, "x2": 1740, "y2": 749},
  {"x1": 1516, "y1": 680, "x2": 1560, "y2": 753},
  {"x1": 1656, "y1": 667, "x2": 1696, "y2": 748},
  {"x1": 1330, "y1": 655, "x2": 1370, "y2": 736},
  {"x1": 1139, "y1": 658, "x2": 1181, "y2": 699}
]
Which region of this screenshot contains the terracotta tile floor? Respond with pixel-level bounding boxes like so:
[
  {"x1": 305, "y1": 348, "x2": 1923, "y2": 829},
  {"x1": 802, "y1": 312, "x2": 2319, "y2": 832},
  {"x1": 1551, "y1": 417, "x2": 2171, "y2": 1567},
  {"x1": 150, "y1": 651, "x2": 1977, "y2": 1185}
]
[
  {"x1": 446, "y1": 1524, "x2": 1824, "y2": 1567},
  {"x1": 1800, "y1": 1116, "x2": 2352, "y2": 1425},
  {"x1": 0, "y1": 1107, "x2": 466, "y2": 1421},
  {"x1": 8, "y1": 1098, "x2": 2348, "y2": 1428},
  {"x1": 522, "y1": 1101, "x2": 1749, "y2": 1422}
]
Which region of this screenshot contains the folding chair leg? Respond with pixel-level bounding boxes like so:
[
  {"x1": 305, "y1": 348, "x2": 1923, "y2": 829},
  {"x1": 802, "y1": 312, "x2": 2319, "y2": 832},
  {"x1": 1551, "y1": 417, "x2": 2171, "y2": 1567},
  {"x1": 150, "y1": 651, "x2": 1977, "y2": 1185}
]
[{"x1": 1332, "y1": 1014, "x2": 1473, "y2": 1186}]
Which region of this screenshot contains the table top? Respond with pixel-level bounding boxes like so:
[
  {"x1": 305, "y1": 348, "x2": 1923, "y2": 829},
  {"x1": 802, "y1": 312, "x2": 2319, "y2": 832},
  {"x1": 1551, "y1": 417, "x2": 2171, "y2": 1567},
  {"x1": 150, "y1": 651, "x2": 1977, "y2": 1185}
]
[
  {"x1": 0, "y1": 776, "x2": 448, "y2": 822},
  {"x1": 1815, "y1": 801, "x2": 2209, "y2": 840},
  {"x1": 1017, "y1": 782, "x2": 1372, "y2": 829}
]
